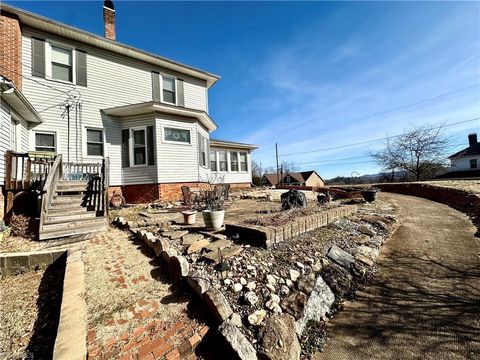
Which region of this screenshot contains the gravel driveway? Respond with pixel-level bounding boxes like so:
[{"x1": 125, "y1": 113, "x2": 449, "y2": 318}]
[{"x1": 315, "y1": 192, "x2": 480, "y2": 360}]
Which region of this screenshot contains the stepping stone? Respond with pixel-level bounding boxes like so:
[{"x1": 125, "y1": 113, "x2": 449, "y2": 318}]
[
  {"x1": 182, "y1": 233, "x2": 205, "y2": 246},
  {"x1": 163, "y1": 230, "x2": 189, "y2": 240},
  {"x1": 327, "y1": 245, "x2": 355, "y2": 269},
  {"x1": 203, "y1": 246, "x2": 244, "y2": 262},
  {"x1": 204, "y1": 239, "x2": 232, "y2": 252},
  {"x1": 358, "y1": 225, "x2": 375, "y2": 237},
  {"x1": 355, "y1": 254, "x2": 374, "y2": 267},
  {"x1": 187, "y1": 239, "x2": 211, "y2": 254}
]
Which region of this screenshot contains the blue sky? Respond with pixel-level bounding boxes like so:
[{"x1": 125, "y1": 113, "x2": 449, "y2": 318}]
[{"x1": 7, "y1": 1, "x2": 480, "y2": 178}]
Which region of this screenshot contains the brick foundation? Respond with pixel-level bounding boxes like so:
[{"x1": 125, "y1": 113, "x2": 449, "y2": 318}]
[
  {"x1": 0, "y1": 12, "x2": 22, "y2": 89},
  {"x1": 110, "y1": 182, "x2": 252, "y2": 204}
]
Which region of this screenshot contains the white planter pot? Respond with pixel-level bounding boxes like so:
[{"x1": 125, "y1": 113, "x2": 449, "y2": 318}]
[
  {"x1": 181, "y1": 210, "x2": 197, "y2": 225},
  {"x1": 202, "y1": 209, "x2": 225, "y2": 230}
]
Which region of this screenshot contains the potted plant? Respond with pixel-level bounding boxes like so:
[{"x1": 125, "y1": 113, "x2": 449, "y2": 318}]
[{"x1": 195, "y1": 176, "x2": 233, "y2": 230}]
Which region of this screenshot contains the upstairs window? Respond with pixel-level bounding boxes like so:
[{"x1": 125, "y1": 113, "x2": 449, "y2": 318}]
[
  {"x1": 162, "y1": 76, "x2": 176, "y2": 104},
  {"x1": 86, "y1": 129, "x2": 103, "y2": 156},
  {"x1": 470, "y1": 159, "x2": 478, "y2": 169},
  {"x1": 51, "y1": 45, "x2": 73, "y2": 82},
  {"x1": 35, "y1": 132, "x2": 56, "y2": 153},
  {"x1": 230, "y1": 152, "x2": 239, "y2": 171},
  {"x1": 240, "y1": 152, "x2": 248, "y2": 171},
  {"x1": 210, "y1": 151, "x2": 217, "y2": 171}
]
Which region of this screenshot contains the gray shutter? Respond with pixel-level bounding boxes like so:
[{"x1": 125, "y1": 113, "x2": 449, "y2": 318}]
[
  {"x1": 147, "y1": 126, "x2": 155, "y2": 166},
  {"x1": 76, "y1": 50, "x2": 87, "y2": 86},
  {"x1": 177, "y1": 79, "x2": 185, "y2": 107},
  {"x1": 151, "y1": 72, "x2": 160, "y2": 102},
  {"x1": 31, "y1": 38, "x2": 45, "y2": 78},
  {"x1": 121, "y1": 129, "x2": 130, "y2": 168}
]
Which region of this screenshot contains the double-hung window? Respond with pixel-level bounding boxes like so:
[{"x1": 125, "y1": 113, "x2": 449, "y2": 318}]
[
  {"x1": 230, "y1": 152, "x2": 239, "y2": 171},
  {"x1": 132, "y1": 128, "x2": 147, "y2": 166},
  {"x1": 86, "y1": 129, "x2": 103, "y2": 156},
  {"x1": 470, "y1": 159, "x2": 478, "y2": 169},
  {"x1": 210, "y1": 151, "x2": 217, "y2": 171},
  {"x1": 240, "y1": 152, "x2": 248, "y2": 171},
  {"x1": 218, "y1": 151, "x2": 228, "y2": 171},
  {"x1": 199, "y1": 135, "x2": 208, "y2": 167},
  {"x1": 162, "y1": 76, "x2": 176, "y2": 104},
  {"x1": 35, "y1": 132, "x2": 56, "y2": 153},
  {"x1": 51, "y1": 45, "x2": 73, "y2": 82}
]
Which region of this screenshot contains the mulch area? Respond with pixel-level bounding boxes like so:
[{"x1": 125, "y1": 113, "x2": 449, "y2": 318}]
[
  {"x1": 83, "y1": 228, "x2": 209, "y2": 360},
  {"x1": 0, "y1": 256, "x2": 66, "y2": 360}
]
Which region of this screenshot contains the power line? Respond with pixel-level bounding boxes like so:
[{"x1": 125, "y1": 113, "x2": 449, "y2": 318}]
[
  {"x1": 281, "y1": 117, "x2": 480, "y2": 157},
  {"x1": 309, "y1": 83, "x2": 480, "y2": 135}
]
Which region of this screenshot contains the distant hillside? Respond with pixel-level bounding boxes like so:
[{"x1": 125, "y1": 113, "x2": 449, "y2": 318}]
[{"x1": 326, "y1": 171, "x2": 410, "y2": 185}]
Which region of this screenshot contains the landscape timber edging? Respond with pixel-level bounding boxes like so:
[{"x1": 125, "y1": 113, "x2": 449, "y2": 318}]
[
  {"x1": 0, "y1": 249, "x2": 66, "y2": 276},
  {"x1": 225, "y1": 205, "x2": 357, "y2": 248},
  {"x1": 53, "y1": 250, "x2": 87, "y2": 360},
  {"x1": 112, "y1": 204, "x2": 359, "y2": 360}
]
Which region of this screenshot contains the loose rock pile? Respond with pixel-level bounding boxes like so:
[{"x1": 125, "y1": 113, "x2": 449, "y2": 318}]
[{"x1": 112, "y1": 202, "x2": 397, "y2": 360}]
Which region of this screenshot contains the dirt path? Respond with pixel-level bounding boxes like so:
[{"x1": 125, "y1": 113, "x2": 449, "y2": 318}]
[{"x1": 315, "y1": 193, "x2": 480, "y2": 360}]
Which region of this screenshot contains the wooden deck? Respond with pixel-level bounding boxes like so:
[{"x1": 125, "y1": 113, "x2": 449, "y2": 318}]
[{"x1": 3, "y1": 151, "x2": 109, "y2": 240}]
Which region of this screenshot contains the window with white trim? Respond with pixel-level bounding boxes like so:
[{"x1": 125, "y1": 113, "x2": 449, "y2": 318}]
[
  {"x1": 86, "y1": 129, "x2": 103, "y2": 156},
  {"x1": 230, "y1": 152, "x2": 239, "y2": 171},
  {"x1": 51, "y1": 45, "x2": 73, "y2": 82},
  {"x1": 210, "y1": 150, "x2": 217, "y2": 171},
  {"x1": 218, "y1": 151, "x2": 227, "y2": 171},
  {"x1": 240, "y1": 152, "x2": 248, "y2": 171},
  {"x1": 35, "y1": 132, "x2": 55, "y2": 152},
  {"x1": 162, "y1": 76, "x2": 176, "y2": 104},
  {"x1": 164, "y1": 127, "x2": 190, "y2": 144},
  {"x1": 199, "y1": 135, "x2": 208, "y2": 167},
  {"x1": 132, "y1": 128, "x2": 147, "y2": 166}
]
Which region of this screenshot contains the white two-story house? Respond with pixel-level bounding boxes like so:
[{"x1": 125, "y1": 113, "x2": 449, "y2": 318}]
[{"x1": 0, "y1": 2, "x2": 258, "y2": 205}]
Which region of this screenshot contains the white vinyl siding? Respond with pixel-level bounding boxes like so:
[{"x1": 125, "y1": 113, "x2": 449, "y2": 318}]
[
  {"x1": 451, "y1": 156, "x2": 480, "y2": 171},
  {"x1": 21, "y1": 28, "x2": 209, "y2": 186},
  {"x1": 0, "y1": 104, "x2": 12, "y2": 184},
  {"x1": 210, "y1": 147, "x2": 253, "y2": 184}
]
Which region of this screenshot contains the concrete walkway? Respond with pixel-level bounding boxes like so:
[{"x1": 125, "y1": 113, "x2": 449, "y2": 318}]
[{"x1": 315, "y1": 193, "x2": 480, "y2": 360}]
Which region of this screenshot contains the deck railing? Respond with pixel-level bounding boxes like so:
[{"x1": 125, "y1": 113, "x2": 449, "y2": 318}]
[
  {"x1": 39, "y1": 154, "x2": 63, "y2": 229},
  {"x1": 4, "y1": 151, "x2": 56, "y2": 191}
]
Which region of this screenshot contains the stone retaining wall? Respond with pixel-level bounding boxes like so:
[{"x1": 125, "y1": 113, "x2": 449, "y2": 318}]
[
  {"x1": 377, "y1": 183, "x2": 480, "y2": 228},
  {"x1": 0, "y1": 249, "x2": 66, "y2": 276},
  {"x1": 225, "y1": 205, "x2": 357, "y2": 248}
]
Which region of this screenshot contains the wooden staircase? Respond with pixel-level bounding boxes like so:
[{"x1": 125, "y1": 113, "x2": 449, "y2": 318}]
[{"x1": 39, "y1": 180, "x2": 108, "y2": 240}]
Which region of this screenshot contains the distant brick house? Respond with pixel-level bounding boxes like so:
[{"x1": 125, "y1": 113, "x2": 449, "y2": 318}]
[{"x1": 261, "y1": 170, "x2": 324, "y2": 187}]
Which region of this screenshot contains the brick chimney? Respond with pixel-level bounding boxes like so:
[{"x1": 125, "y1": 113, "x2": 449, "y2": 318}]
[
  {"x1": 468, "y1": 133, "x2": 477, "y2": 148},
  {"x1": 0, "y1": 12, "x2": 22, "y2": 89},
  {"x1": 103, "y1": 0, "x2": 115, "y2": 40}
]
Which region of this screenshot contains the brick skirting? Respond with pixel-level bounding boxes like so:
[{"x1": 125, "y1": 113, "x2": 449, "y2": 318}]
[{"x1": 111, "y1": 182, "x2": 252, "y2": 204}]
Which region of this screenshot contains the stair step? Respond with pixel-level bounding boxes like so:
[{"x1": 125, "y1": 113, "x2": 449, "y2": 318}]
[
  {"x1": 39, "y1": 221, "x2": 107, "y2": 240},
  {"x1": 51, "y1": 197, "x2": 84, "y2": 205},
  {"x1": 55, "y1": 187, "x2": 88, "y2": 193},
  {"x1": 45, "y1": 212, "x2": 97, "y2": 224},
  {"x1": 48, "y1": 207, "x2": 90, "y2": 215},
  {"x1": 58, "y1": 180, "x2": 89, "y2": 186},
  {"x1": 41, "y1": 217, "x2": 106, "y2": 233}
]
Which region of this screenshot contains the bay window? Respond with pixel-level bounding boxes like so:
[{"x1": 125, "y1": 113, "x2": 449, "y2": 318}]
[
  {"x1": 132, "y1": 128, "x2": 147, "y2": 166},
  {"x1": 218, "y1": 151, "x2": 228, "y2": 171}
]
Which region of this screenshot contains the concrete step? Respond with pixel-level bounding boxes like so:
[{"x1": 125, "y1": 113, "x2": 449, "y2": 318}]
[
  {"x1": 45, "y1": 212, "x2": 97, "y2": 224},
  {"x1": 40, "y1": 217, "x2": 107, "y2": 240}
]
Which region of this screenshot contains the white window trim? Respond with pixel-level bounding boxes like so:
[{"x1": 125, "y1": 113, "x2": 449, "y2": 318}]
[
  {"x1": 161, "y1": 125, "x2": 192, "y2": 146},
  {"x1": 210, "y1": 149, "x2": 218, "y2": 172},
  {"x1": 45, "y1": 39, "x2": 76, "y2": 85},
  {"x1": 83, "y1": 127, "x2": 105, "y2": 159},
  {"x1": 32, "y1": 130, "x2": 57, "y2": 153},
  {"x1": 199, "y1": 135, "x2": 208, "y2": 169},
  {"x1": 130, "y1": 126, "x2": 148, "y2": 167},
  {"x1": 239, "y1": 151, "x2": 249, "y2": 173},
  {"x1": 230, "y1": 151, "x2": 240, "y2": 173},
  {"x1": 160, "y1": 75, "x2": 177, "y2": 106},
  {"x1": 217, "y1": 150, "x2": 228, "y2": 173}
]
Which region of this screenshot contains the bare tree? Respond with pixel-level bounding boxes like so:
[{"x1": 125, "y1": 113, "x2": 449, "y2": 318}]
[
  {"x1": 371, "y1": 125, "x2": 450, "y2": 181},
  {"x1": 251, "y1": 160, "x2": 263, "y2": 186},
  {"x1": 281, "y1": 161, "x2": 300, "y2": 173}
]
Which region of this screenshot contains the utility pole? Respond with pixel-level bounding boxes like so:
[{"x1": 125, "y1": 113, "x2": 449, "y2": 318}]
[{"x1": 275, "y1": 143, "x2": 280, "y2": 185}]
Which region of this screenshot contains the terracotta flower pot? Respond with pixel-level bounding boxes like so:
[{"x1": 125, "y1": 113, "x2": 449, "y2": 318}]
[{"x1": 181, "y1": 210, "x2": 197, "y2": 225}]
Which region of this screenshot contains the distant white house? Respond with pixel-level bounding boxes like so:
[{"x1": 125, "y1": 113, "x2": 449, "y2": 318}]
[
  {"x1": 449, "y1": 133, "x2": 479, "y2": 171},
  {"x1": 0, "y1": 2, "x2": 258, "y2": 203}
]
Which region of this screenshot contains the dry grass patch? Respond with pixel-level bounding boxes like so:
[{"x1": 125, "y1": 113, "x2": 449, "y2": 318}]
[{"x1": 422, "y1": 180, "x2": 480, "y2": 195}]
